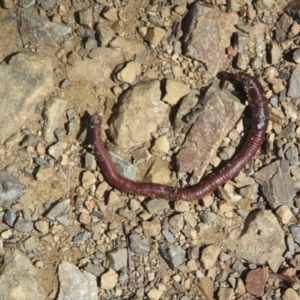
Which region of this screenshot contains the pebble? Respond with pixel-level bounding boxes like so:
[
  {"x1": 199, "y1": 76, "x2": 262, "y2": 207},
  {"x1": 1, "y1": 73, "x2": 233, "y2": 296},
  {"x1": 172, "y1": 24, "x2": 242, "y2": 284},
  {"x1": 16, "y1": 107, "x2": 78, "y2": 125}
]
[
  {"x1": 145, "y1": 27, "x2": 166, "y2": 47},
  {"x1": 144, "y1": 198, "x2": 169, "y2": 214},
  {"x1": 44, "y1": 198, "x2": 68, "y2": 220},
  {"x1": 200, "y1": 244, "x2": 221, "y2": 270},
  {"x1": 163, "y1": 79, "x2": 190, "y2": 106},
  {"x1": 73, "y1": 231, "x2": 88, "y2": 243},
  {"x1": 81, "y1": 170, "x2": 96, "y2": 189},
  {"x1": 78, "y1": 8, "x2": 93, "y2": 29},
  {"x1": 107, "y1": 190, "x2": 123, "y2": 206},
  {"x1": 95, "y1": 23, "x2": 114, "y2": 47},
  {"x1": 109, "y1": 151, "x2": 137, "y2": 180},
  {"x1": 34, "y1": 220, "x2": 49, "y2": 234},
  {"x1": 233, "y1": 32, "x2": 249, "y2": 52},
  {"x1": 43, "y1": 97, "x2": 68, "y2": 143},
  {"x1": 245, "y1": 267, "x2": 268, "y2": 297},
  {"x1": 48, "y1": 142, "x2": 63, "y2": 160},
  {"x1": 103, "y1": 7, "x2": 118, "y2": 22},
  {"x1": 129, "y1": 233, "x2": 149, "y2": 254},
  {"x1": 0, "y1": 171, "x2": 24, "y2": 208},
  {"x1": 290, "y1": 225, "x2": 300, "y2": 244},
  {"x1": 151, "y1": 135, "x2": 170, "y2": 154},
  {"x1": 107, "y1": 248, "x2": 127, "y2": 271},
  {"x1": 275, "y1": 205, "x2": 293, "y2": 224},
  {"x1": 100, "y1": 268, "x2": 118, "y2": 290},
  {"x1": 169, "y1": 213, "x2": 184, "y2": 231},
  {"x1": 14, "y1": 218, "x2": 33, "y2": 232},
  {"x1": 174, "y1": 201, "x2": 189, "y2": 212},
  {"x1": 147, "y1": 287, "x2": 163, "y2": 300},
  {"x1": 159, "y1": 242, "x2": 186, "y2": 270},
  {"x1": 116, "y1": 61, "x2": 142, "y2": 84},
  {"x1": 287, "y1": 67, "x2": 300, "y2": 98},
  {"x1": 24, "y1": 235, "x2": 37, "y2": 251},
  {"x1": 142, "y1": 219, "x2": 161, "y2": 237},
  {"x1": 3, "y1": 209, "x2": 17, "y2": 227}
]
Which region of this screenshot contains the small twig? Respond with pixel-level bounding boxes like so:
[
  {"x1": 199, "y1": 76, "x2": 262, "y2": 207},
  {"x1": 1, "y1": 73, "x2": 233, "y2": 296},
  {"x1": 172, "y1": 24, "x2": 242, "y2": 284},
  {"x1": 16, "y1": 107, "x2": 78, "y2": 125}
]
[
  {"x1": 90, "y1": 211, "x2": 104, "y2": 220},
  {"x1": 70, "y1": 187, "x2": 75, "y2": 206},
  {"x1": 123, "y1": 223, "x2": 132, "y2": 276},
  {"x1": 281, "y1": 34, "x2": 300, "y2": 44}
]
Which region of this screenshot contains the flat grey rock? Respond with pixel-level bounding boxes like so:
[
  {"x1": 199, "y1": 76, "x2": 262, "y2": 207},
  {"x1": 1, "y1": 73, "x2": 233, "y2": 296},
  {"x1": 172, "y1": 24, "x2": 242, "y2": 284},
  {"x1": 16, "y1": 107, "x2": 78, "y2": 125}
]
[
  {"x1": 0, "y1": 171, "x2": 24, "y2": 208},
  {"x1": 0, "y1": 52, "x2": 53, "y2": 143},
  {"x1": 0, "y1": 250, "x2": 45, "y2": 300},
  {"x1": 57, "y1": 261, "x2": 98, "y2": 300},
  {"x1": 17, "y1": 7, "x2": 71, "y2": 46}
]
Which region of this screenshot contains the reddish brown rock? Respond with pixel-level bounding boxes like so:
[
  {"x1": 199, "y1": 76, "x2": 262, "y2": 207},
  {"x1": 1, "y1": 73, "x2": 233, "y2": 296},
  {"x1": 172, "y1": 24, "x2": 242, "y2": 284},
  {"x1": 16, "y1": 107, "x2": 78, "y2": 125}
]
[
  {"x1": 176, "y1": 84, "x2": 244, "y2": 182},
  {"x1": 182, "y1": 3, "x2": 238, "y2": 75},
  {"x1": 245, "y1": 267, "x2": 268, "y2": 297}
]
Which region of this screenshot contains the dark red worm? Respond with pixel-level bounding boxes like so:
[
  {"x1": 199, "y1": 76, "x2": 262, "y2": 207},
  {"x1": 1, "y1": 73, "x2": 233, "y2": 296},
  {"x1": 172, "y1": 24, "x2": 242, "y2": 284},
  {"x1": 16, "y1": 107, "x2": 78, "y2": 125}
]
[{"x1": 91, "y1": 73, "x2": 269, "y2": 202}]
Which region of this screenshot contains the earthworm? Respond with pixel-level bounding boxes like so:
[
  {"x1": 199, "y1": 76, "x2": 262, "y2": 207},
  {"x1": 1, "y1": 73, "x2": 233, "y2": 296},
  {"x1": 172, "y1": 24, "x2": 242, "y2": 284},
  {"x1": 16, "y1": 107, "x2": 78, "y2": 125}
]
[{"x1": 91, "y1": 72, "x2": 269, "y2": 201}]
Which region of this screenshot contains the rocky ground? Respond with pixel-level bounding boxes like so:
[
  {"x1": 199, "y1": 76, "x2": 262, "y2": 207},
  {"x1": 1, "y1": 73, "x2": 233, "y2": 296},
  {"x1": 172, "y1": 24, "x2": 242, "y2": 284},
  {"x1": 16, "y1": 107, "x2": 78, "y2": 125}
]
[{"x1": 1, "y1": 0, "x2": 300, "y2": 299}]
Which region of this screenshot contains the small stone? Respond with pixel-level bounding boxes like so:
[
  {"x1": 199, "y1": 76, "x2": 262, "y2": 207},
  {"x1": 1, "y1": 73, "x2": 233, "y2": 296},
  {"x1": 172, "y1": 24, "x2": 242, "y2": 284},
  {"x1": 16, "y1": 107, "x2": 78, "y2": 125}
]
[
  {"x1": 142, "y1": 219, "x2": 161, "y2": 237},
  {"x1": 235, "y1": 52, "x2": 248, "y2": 70},
  {"x1": 198, "y1": 277, "x2": 214, "y2": 300},
  {"x1": 109, "y1": 151, "x2": 137, "y2": 180},
  {"x1": 36, "y1": 165, "x2": 54, "y2": 182},
  {"x1": 73, "y1": 231, "x2": 88, "y2": 243},
  {"x1": 78, "y1": 8, "x2": 93, "y2": 28},
  {"x1": 48, "y1": 142, "x2": 63, "y2": 160},
  {"x1": 103, "y1": 7, "x2": 118, "y2": 22},
  {"x1": 275, "y1": 205, "x2": 293, "y2": 224},
  {"x1": 291, "y1": 225, "x2": 300, "y2": 245},
  {"x1": 45, "y1": 198, "x2": 68, "y2": 220},
  {"x1": 159, "y1": 243, "x2": 186, "y2": 270},
  {"x1": 147, "y1": 287, "x2": 163, "y2": 300},
  {"x1": 54, "y1": 128, "x2": 65, "y2": 141},
  {"x1": 100, "y1": 268, "x2": 118, "y2": 289},
  {"x1": 144, "y1": 198, "x2": 169, "y2": 214},
  {"x1": 182, "y1": 225, "x2": 197, "y2": 240},
  {"x1": 245, "y1": 267, "x2": 268, "y2": 297},
  {"x1": 151, "y1": 136, "x2": 170, "y2": 154},
  {"x1": 35, "y1": 220, "x2": 49, "y2": 234},
  {"x1": 163, "y1": 79, "x2": 190, "y2": 106},
  {"x1": 174, "y1": 201, "x2": 189, "y2": 212},
  {"x1": 83, "y1": 36, "x2": 98, "y2": 51},
  {"x1": 107, "y1": 248, "x2": 127, "y2": 271},
  {"x1": 84, "y1": 263, "x2": 105, "y2": 277},
  {"x1": 200, "y1": 244, "x2": 221, "y2": 270},
  {"x1": 0, "y1": 171, "x2": 24, "y2": 208},
  {"x1": 116, "y1": 61, "x2": 142, "y2": 84},
  {"x1": 145, "y1": 27, "x2": 166, "y2": 47},
  {"x1": 218, "y1": 287, "x2": 234, "y2": 300},
  {"x1": 79, "y1": 213, "x2": 91, "y2": 225},
  {"x1": 293, "y1": 48, "x2": 300, "y2": 64},
  {"x1": 107, "y1": 191, "x2": 123, "y2": 206},
  {"x1": 283, "y1": 288, "x2": 300, "y2": 300},
  {"x1": 129, "y1": 234, "x2": 149, "y2": 254},
  {"x1": 233, "y1": 32, "x2": 249, "y2": 52},
  {"x1": 24, "y1": 235, "x2": 37, "y2": 251},
  {"x1": 81, "y1": 170, "x2": 96, "y2": 189},
  {"x1": 60, "y1": 79, "x2": 70, "y2": 89},
  {"x1": 34, "y1": 260, "x2": 45, "y2": 268},
  {"x1": 43, "y1": 97, "x2": 68, "y2": 143},
  {"x1": 14, "y1": 218, "x2": 34, "y2": 232},
  {"x1": 169, "y1": 213, "x2": 184, "y2": 231},
  {"x1": 3, "y1": 209, "x2": 17, "y2": 227},
  {"x1": 288, "y1": 67, "x2": 300, "y2": 98}
]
